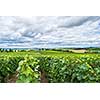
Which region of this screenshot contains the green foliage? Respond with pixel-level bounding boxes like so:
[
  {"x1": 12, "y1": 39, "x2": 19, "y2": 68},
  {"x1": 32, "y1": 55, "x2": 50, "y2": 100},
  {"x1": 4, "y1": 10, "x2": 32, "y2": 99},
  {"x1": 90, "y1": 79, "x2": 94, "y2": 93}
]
[
  {"x1": 0, "y1": 50, "x2": 100, "y2": 83},
  {"x1": 16, "y1": 55, "x2": 40, "y2": 83},
  {"x1": 0, "y1": 56, "x2": 23, "y2": 82},
  {"x1": 16, "y1": 55, "x2": 100, "y2": 83}
]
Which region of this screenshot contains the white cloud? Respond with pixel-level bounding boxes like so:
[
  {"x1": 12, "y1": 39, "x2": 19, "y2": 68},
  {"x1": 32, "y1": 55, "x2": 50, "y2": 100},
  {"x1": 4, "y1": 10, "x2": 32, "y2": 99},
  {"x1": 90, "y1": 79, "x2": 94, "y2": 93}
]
[{"x1": 0, "y1": 16, "x2": 100, "y2": 48}]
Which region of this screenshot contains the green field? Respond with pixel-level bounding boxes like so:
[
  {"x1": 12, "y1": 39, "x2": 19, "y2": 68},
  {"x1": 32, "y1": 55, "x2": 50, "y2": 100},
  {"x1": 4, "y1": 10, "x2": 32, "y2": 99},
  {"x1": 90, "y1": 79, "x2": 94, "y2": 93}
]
[
  {"x1": 0, "y1": 49, "x2": 100, "y2": 83},
  {"x1": 0, "y1": 49, "x2": 99, "y2": 57}
]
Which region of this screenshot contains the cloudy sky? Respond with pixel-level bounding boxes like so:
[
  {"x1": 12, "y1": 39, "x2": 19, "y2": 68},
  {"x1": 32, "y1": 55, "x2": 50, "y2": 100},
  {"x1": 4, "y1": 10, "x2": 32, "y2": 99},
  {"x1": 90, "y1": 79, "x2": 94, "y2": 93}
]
[{"x1": 0, "y1": 16, "x2": 100, "y2": 48}]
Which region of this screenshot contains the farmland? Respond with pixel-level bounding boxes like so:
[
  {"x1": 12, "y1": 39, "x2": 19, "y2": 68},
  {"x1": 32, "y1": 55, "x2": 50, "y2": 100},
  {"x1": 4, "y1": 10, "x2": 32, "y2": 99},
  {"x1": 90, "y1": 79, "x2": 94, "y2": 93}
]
[{"x1": 0, "y1": 48, "x2": 100, "y2": 83}]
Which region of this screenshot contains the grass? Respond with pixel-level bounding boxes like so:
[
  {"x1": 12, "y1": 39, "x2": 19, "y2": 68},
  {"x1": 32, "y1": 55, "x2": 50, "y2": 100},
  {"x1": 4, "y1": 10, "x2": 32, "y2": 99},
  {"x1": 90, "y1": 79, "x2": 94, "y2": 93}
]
[{"x1": 0, "y1": 49, "x2": 100, "y2": 58}]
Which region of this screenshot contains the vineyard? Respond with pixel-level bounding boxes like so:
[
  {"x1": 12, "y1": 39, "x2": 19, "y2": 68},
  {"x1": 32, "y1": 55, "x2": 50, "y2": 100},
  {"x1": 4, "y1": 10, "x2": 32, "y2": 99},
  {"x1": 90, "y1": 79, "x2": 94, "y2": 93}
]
[{"x1": 0, "y1": 50, "x2": 100, "y2": 83}]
